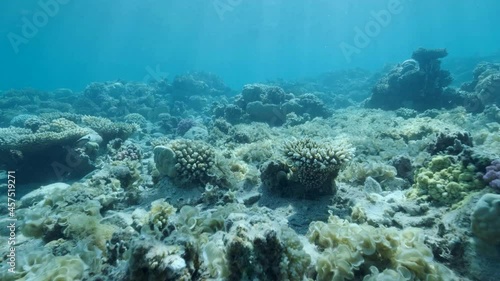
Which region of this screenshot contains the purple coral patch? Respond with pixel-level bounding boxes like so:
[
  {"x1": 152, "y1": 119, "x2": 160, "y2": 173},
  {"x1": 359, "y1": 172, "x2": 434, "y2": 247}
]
[{"x1": 483, "y1": 159, "x2": 500, "y2": 190}]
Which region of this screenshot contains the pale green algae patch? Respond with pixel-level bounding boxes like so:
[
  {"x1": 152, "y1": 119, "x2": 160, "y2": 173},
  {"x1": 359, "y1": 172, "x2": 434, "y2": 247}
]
[{"x1": 307, "y1": 215, "x2": 457, "y2": 281}]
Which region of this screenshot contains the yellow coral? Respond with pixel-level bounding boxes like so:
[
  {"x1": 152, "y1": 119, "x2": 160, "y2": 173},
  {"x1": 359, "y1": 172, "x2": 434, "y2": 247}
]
[{"x1": 410, "y1": 155, "x2": 484, "y2": 206}]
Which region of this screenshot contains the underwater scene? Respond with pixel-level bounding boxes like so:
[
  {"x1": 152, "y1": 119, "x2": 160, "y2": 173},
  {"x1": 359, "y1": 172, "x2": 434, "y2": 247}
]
[{"x1": 1, "y1": 1, "x2": 500, "y2": 280}]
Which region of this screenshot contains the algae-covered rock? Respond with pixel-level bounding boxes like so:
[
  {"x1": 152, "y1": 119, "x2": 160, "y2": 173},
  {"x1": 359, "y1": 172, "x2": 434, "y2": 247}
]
[
  {"x1": 201, "y1": 209, "x2": 311, "y2": 281},
  {"x1": 0, "y1": 251, "x2": 88, "y2": 281},
  {"x1": 339, "y1": 160, "x2": 398, "y2": 185},
  {"x1": 246, "y1": 101, "x2": 285, "y2": 126},
  {"x1": 153, "y1": 145, "x2": 177, "y2": 178},
  {"x1": 126, "y1": 239, "x2": 188, "y2": 281},
  {"x1": 308, "y1": 215, "x2": 458, "y2": 281},
  {"x1": 20, "y1": 182, "x2": 70, "y2": 208}
]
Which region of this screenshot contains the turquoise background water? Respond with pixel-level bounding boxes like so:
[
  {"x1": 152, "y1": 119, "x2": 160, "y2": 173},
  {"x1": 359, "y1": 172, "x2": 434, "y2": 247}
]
[{"x1": 1, "y1": 0, "x2": 499, "y2": 91}]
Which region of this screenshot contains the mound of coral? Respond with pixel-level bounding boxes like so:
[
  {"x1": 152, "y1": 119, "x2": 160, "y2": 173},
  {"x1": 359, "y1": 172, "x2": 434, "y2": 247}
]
[
  {"x1": 366, "y1": 48, "x2": 455, "y2": 111},
  {"x1": 214, "y1": 83, "x2": 331, "y2": 126}
]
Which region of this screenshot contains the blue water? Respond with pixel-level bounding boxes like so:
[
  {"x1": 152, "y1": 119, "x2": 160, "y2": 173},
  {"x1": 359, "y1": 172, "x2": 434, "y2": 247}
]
[{"x1": 1, "y1": 0, "x2": 499, "y2": 91}]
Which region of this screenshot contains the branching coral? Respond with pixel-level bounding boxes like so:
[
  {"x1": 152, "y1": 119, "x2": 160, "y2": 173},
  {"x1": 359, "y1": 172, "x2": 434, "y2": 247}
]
[
  {"x1": 284, "y1": 138, "x2": 354, "y2": 190},
  {"x1": 260, "y1": 138, "x2": 354, "y2": 197},
  {"x1": 154, "y1": 139, "x2": 216, "y2": 186}
]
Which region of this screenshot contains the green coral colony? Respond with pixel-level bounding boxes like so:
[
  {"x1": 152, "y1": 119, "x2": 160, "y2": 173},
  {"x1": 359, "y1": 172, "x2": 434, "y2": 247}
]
[{"x1": 1, "y1": 48, "x2": 500, "y2": 281}]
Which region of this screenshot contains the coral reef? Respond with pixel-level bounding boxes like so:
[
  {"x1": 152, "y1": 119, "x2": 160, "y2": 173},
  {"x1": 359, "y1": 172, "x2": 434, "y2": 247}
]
[
  {"x1": 0, "y1": 118, "x2": 92, "y2": 152},
  {"x1": 157, "y1": 113, "x2": 181, "y2": 134},
  {"x1": 269, "y1": 68, "x2": 376, "y2": 107},
  {"x1": 6, "y1": 173, "x2": 134, "y2": 278},
  {"x1": 124, "y1": 113, "x2": 148, "y2": 128},
  {"x1": 214, "y1": 83, "x2": 330, "y2": 126},
  {"x1": 366, "y1": 48, "x2": 454, "y2": 110},
  {"x1": 0, "y1": 119, "x2": 95, "y2": 184},
  {"x1": 460, "y1": 62, "x2": 500, "y2": 110},
  {"x1": 111, "y1": 141, "x2": 142, "y2": 161},
  {"x1": 20, "y1": 185, "x2": 117, "y2": 253},
  {"x1": 4, "y1": 57, "x2": 500, "y2": 281},
  {"x1": 176, "y1": 118, "x2": 198, "y2": 136},
  {"x1": 283, "y1": 138, "x2": 353, "y2": 189},
  {"x1": 171, "y1": 71, "x2": 233, "y2": 101},
  {"x1": 236, "y1": 83, "x2": 289, "y2": 125},
  {"x1": 0, "y1": 114, "x2": 136, "y2": 184},
  {"x1": 390, "y1": 155, "x2": 414, "y2": 182},
  {"x1": 148, "y1": 199, "x2": 177, "y2": 234}
]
